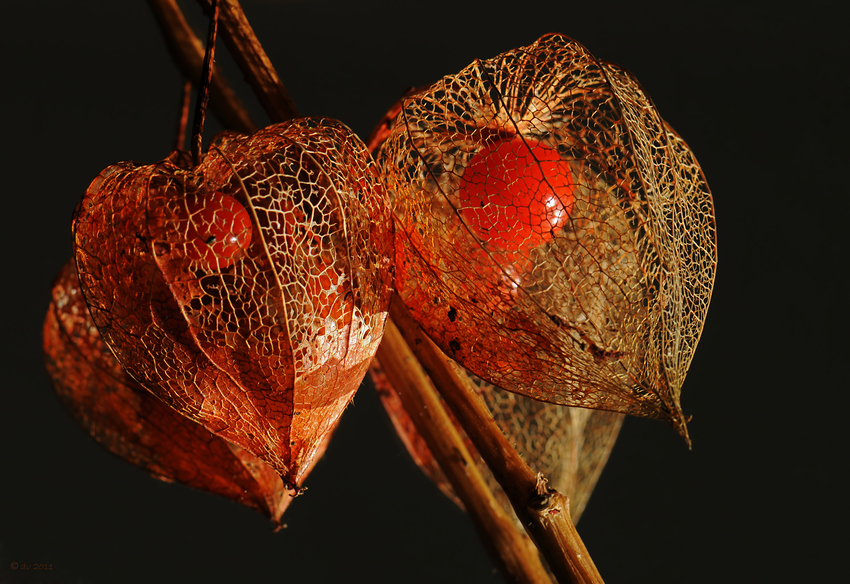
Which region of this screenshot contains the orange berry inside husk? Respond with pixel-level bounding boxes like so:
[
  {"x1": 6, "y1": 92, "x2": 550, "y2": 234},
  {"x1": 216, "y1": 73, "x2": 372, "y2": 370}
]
[
  {"x1": 457, "y1": 136, "x2": 575, "y2": 250},
  {"x1": 184, "y1": 191, "x2": 253, "y2": 269}
]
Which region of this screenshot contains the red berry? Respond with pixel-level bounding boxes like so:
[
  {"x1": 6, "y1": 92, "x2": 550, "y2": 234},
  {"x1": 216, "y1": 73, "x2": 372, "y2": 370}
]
[
  {"x1": 183, "y1": 191, "x2": 253, "y2": 269},
  {"x1": 457, "y1": 137, "x2": 574, "y2": 250}
]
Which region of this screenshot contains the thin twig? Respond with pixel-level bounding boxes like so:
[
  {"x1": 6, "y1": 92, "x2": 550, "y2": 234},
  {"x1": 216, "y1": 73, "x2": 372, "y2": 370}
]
[
  {"x1": 377, "y1": 312, "x2": 554, "y2": 584},
  {"x1": 390, "y1": 301, "x2": 605, "y2": 584},
  {"x1": 148, "y1": 0, "x2": 256, "y2": 134},
  {"x1": 190, "y1": 0, "x2": 219, "y2": 165},
  {"x1": 174, "y1": 79, "x2": 192, "y2": 151},
  {"x1": 196, "y1": 0, "x2": 299, "y2": 123}
]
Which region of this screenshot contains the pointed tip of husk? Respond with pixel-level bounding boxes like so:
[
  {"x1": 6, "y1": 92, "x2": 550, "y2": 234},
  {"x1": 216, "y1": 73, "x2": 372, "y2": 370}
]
[{"x1": 670, "y1": 410, "x2": 692, "y2": 449}]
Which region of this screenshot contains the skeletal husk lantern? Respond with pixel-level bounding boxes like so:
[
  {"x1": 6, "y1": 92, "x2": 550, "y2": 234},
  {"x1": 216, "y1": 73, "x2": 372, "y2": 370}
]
[
  {"x1": 43, "y1": 259, "x2": 303, "y2": 526},
  {"x1": 377, "y1": 34, "x2": 717, "y2": 439},
  {"x1": 73, "y1": 118, "x2": 394, "y2": 488}
]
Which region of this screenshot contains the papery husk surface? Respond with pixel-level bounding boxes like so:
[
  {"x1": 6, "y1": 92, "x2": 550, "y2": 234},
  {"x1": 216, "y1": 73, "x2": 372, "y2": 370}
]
[
  {"x1": 378, "y1": 33, "x2": 716, "y2": 439},
  {"x1": 74, "y1": 118, "x2": 393, "y2": 486},
  {"x1": 44, "y1": 259, "x2": 304, "y2": 525}
]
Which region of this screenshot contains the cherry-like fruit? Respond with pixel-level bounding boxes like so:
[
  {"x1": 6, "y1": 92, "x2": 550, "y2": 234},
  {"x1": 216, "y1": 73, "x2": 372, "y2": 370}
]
[
  {"x1": 457, "y1": 136, "x2": 575, "y2": 250},
  {"x1": 183, "y1": 191, "x2": 252, "y2": 269}
]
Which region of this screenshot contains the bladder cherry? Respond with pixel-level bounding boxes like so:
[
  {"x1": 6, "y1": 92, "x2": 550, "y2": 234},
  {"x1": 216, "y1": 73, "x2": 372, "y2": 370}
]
[
  {"x1": 457, "y1": 136, "x2": 575, "y2": 250},
  {"x1": 74, "y1": 118, "x2": 393, "y2": 487},
  {"x1": 182, "y1": 191, "x2": 253, "y2": 269}
]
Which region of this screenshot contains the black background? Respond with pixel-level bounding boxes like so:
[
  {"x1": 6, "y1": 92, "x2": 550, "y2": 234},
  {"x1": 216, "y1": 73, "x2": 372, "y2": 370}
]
[{"x1": 2, "y1": 1, "x2": 846, "y2": 583}]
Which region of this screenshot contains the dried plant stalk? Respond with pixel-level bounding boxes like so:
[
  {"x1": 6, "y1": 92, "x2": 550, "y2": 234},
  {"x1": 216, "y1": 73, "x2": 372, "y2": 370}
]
[
  {"x1": 376, "y1": 362, "x2": 623, "y2": 525},
  {"x1": 196, "y1": 0, "x2": 299, "y2": 122},
  {"x1": 391, "y1": 301, "x2": 603, "y2": 584},
  {"x1": 472, "y1": 375, "x2": 623, "y2": 523},
  {"x1": 148, "y1": 0, "x2": 256, "y2": 133},
  {"x1": 376, "y1": 314, "x2": 554, "y2": 584}
]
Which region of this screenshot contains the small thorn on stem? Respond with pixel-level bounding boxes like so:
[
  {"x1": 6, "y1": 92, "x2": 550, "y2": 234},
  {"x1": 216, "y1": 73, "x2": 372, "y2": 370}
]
[
  {"x1": 174, "y1": 79, "x2": 192, "y2": 152},
  {"x1": 191, "y1": 0, "x2": 220, "y2": 166}
]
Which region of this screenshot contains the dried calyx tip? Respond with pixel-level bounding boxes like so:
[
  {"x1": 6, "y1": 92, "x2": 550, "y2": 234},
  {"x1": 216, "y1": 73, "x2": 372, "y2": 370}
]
[{"x1": 673, "y1": 411, "x2": 693, "y2": 449}]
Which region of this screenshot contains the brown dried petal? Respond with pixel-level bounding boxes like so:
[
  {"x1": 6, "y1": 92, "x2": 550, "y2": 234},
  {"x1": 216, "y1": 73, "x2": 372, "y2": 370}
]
[
  {"x1": 74, "y1": 118, "x2": 393, "y2": 487},
  {"x1": 378, "y1": 33, "x2": 716, "y2": 439},
  {"x1": 43, "y1": 259, "x2": 302, "y2": 525}
]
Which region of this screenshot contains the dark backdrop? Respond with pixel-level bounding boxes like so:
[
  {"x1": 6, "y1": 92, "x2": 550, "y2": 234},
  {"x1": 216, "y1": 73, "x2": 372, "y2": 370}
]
[{"x1": 2, "y1": 1, "x2": 846, "y2": 583}]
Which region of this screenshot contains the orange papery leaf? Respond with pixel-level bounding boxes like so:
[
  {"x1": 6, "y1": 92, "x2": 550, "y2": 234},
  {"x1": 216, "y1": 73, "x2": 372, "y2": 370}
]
[
  {"x1": 370, "y1": 359, "x2": 622, "y2": 523},
  {"x1": 44, "y1": 259, "x2": 316, "y2": 526},
  {"x1": 377, "y1": 34, "x2": 716, "y2": 439},
  {"x1": 73, "y1": 118, "x2": 394, "y2": 488}
]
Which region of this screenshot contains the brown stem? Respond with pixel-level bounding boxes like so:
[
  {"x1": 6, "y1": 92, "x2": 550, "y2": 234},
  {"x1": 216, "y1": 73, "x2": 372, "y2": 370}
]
[
  {"x1": 196, "y1": 0, "x2": 299, "y2": 123},
  {"x1": 190, "y1": 0, "x2": 219, "y2": 165},
  {"x1": 148, "y1": 0, "x2": 256, "y2": 134},
  {"x1": 389, "y1": 301, "x2": 605, "y2": 584},
  {"x1": 377, "y1": 311, "x2": 554, "y2": 584},
  {"x1": 174, "y1": 79, "x2": 193, "y2": 151}
]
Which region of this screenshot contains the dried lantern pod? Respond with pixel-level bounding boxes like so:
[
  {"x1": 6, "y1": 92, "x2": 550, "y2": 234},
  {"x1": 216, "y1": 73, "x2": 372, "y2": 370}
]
[
  {"x1": 74, "y1": 118, "x2": 394, "y2": 488},
  {"x1": 43, "y1": 259, "x2": 310, "y2": 526},
  {"x1": 378, "y1": 33, "x2": 717, "y2": 439},
  {"x1": 370, "y1": 359, "x2": 622, "y2": 523}
]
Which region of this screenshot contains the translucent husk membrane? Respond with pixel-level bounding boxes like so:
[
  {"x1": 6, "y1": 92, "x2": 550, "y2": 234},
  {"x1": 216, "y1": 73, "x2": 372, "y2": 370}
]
[
  {"x1": 44, "y1": 259, "x2": 304, "y2": 526},
  {"x1": 74, "y1": 118, "x2": 394, "y2": 487},
  {"x1": 378, "y1": 33, "x2": 717, "y2": 439}
]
